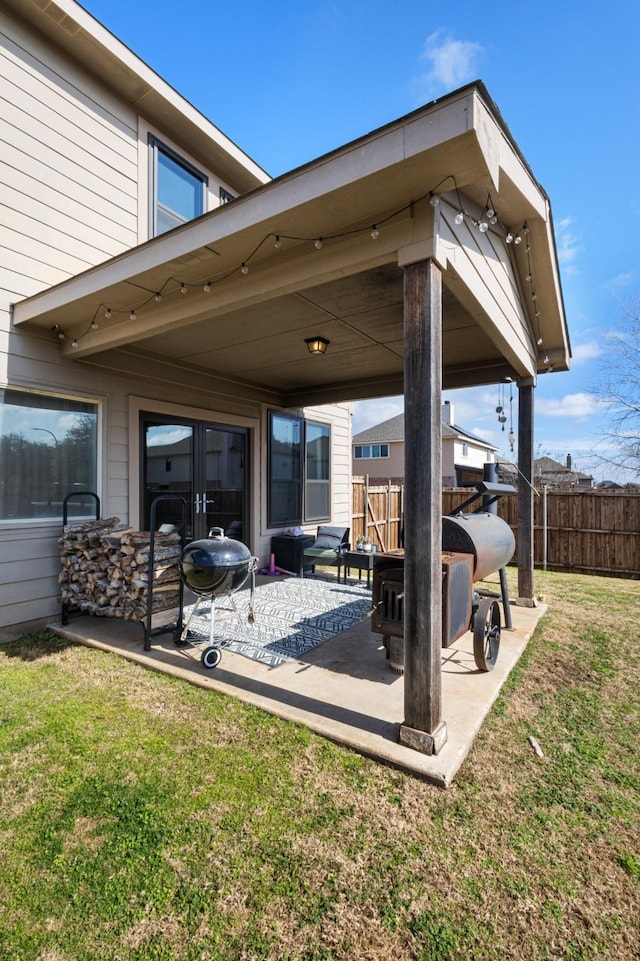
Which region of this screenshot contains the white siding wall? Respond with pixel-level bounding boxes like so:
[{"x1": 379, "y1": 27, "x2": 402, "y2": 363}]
[
  {"x1": 442, "y1": 440, "x2": 456, "y2": 487},
  {"x1": 0, "y1": 8, "x2": 353, "y2": 635},
  {"x1": 0, "y1": 9, "x2": 258, "y2": 634},
  {"x1": 0, "y1": 8, "x2": 142, "y2": 633}
]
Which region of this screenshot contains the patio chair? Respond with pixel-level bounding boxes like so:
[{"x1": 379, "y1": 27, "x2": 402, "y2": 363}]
[{"x1": 303, "y1": 525, "x2": 350, "y2": 577}]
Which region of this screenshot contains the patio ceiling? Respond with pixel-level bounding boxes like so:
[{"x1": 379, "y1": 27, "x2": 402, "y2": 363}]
[{"x1": 12, "y1": 82, "x2": 570, "y2": 408}]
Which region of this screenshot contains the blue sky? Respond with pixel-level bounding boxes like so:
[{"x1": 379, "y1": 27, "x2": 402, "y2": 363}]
[{"x1": 80, "y1": 0, "x2": 640, "y2": 482}]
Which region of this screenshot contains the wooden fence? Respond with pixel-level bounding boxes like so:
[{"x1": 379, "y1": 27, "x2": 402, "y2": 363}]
[{"x1": 352, "y1": 478, "x2": 639, "y2": 579}]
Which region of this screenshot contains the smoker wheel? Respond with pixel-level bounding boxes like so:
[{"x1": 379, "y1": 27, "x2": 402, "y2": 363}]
[
  {"x1": 473, "y1": 597, "x2": 501, "y2": 672},
  {"x1": 201, "y1": 646, "x2": 222, "y2": 669}
]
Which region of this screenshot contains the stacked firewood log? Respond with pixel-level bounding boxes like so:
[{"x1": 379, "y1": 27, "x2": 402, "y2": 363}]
[{"x1": 59, "y1": 516, "x2": 182, "y2": 621}]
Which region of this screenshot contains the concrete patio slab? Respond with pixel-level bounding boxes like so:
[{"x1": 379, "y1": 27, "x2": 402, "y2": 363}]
[{"x1": 49, "y1": 587, "x2": 545, "y2": 787}]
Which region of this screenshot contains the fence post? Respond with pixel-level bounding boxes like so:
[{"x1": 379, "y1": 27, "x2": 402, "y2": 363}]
[{"x1": 542, "y1": 484, "x2": 548, "y2": 571}]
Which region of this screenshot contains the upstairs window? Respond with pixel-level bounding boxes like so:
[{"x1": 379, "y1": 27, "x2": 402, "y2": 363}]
[
  {"x1": 149, "y1": 137, "x2": 206, "y2": 236},
  {"x1": 354, "y1": 444, "x2": 389, "y2": 459}
]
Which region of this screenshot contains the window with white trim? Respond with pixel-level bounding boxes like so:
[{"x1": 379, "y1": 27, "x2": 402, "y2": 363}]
[
  {"x1": 0, "y1": 388, "x2": 99, "y2": 521},
  {"x1": 149, "y1": 136, "x2": 207, "y2": 236},
  {"x1": 267, "y1": 412, "x2": 330, "y2": 527},
  {"x1": 354, "y1": 443, "x2": 389, "y2": 459}
]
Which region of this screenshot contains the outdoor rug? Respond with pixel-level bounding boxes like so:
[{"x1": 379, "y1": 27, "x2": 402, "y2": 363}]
[{"x1": 183, "y1": 576, "x2": 372, "y2": 667}]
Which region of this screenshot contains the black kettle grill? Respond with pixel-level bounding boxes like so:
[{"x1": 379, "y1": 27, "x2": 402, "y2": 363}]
[{"x1": 179, "y1": 527, "x2": 257, "y2": 668}]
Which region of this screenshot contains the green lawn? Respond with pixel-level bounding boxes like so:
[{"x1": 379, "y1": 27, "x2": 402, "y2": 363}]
[{"x1": 0, "y1": 570, "x2": 638, "y2": 960}]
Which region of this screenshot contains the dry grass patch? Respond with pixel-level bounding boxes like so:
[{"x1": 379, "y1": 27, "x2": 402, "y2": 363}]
[{"x1": 1, "y1": 575, "x2": 639, "y2": 960}]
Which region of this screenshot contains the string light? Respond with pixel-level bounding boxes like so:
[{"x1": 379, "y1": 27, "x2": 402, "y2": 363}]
[{"x1": 52, "y1": 175, "x2": 543, "y2": 352}]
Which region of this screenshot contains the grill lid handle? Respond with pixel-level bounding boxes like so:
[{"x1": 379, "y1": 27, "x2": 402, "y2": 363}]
[{"x1": 207, "y1": 527, "x2": 225, "y2": 539}]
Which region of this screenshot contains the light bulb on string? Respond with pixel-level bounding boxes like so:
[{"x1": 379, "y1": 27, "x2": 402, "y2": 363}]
[
  {"x1": 71, "y1": 338, "x2": 78, "y2": 348},
  {"x1": 104, "y1": 308, "x2": 112, "y2": 319},
  {"x1": 274, "y1": 236, "x2": 282, "y2": 250},
  {"x1": 240, "y1": 263, "x2": 249, "y2": 275},
  {"x1": 314, "y1": 237, "x2": 323, "y2": 250},
  {"x1": 203, "y1": 282, "x2": 211, "y2": 293},
  {"x1": 129, "y1": 310, "x2": 136, "y2": 321},
  {"x1": 370, "y1": 225, "x2": 379, "y2": 240},
  {"x1": 155, "y1": 292, "x2": 162, "y2": 302},
  {"x1": 479, "y1": 221, "x2": 489, "y2": 233},
  {"x1": 91, "y1": 320, "x2": 98, "y2": 331},
  {"x1": 454, "y1": 211, "x2": 464, "y2": 225},
  {"x1": 180, "y1": 283, "x2": 188, "y2": 294}
]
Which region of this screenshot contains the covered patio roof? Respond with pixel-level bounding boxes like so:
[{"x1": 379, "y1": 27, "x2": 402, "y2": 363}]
[
  {"x1": 12, "y1": 80, "x2": 570, "y2": 757},
  {"x1": 12, "y1": 82, "x2": 570, "y2": 406}
]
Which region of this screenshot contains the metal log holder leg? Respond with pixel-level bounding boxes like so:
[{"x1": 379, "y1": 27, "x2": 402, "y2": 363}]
[{"x1": 143, "y1": 494, "x2": 187, "y2": 651}]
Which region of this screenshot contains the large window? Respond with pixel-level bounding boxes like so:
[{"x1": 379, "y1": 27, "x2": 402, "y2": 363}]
[
  {"x1": 149, "y1": 136, "x2": 206, "y2": 236},
  {"x1": 267, "y1": 412, "x2": 330, "y2": 527},
  {"x1": 0, "y1": 388, "x2": 99, "y2": 521}
]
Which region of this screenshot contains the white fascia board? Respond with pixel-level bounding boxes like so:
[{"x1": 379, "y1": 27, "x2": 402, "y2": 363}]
[{"x1": 13, "y1": 96, "x2": 476, "y2": 326}]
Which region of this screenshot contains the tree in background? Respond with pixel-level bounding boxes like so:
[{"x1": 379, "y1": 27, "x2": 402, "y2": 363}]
[{"x1": 592, "y1": 301, "x2": 640, "y2": 484}]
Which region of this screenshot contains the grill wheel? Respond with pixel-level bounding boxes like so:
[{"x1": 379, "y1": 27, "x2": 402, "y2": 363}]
[{"x1": 473, "y1": 597, "x2": 501, "y2": 671}]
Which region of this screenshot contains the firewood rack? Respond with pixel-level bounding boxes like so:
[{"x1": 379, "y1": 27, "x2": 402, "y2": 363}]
[{"x1": 60, "y1": 491, "x2": 187, "y2": 650}]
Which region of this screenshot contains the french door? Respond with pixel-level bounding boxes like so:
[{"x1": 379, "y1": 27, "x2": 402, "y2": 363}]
[{"x1": 140, "y1": 413, "x2": 248, "y2": 544}]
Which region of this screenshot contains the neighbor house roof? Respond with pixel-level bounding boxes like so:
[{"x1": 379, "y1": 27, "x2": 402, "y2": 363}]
[{"x1": 353, "y1": 413, "x2": 497, "y2": 450}]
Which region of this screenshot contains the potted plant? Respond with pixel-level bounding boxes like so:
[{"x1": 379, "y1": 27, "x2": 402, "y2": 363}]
[
  {"x1": 356, "y1": 534, "x2": 366, "y2": 551},
  {"x1": 362, "y1": 537, "x2": 372, "y2": 553}
]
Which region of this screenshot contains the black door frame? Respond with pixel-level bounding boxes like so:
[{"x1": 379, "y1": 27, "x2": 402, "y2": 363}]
[{"x1": 139, "y1": 411, "x2": 249, "y2": 543}]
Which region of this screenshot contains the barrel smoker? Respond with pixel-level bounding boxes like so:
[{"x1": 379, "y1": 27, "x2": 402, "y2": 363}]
[{"x1": 372, "y1": 483, "x2": 515, "y2": 673}]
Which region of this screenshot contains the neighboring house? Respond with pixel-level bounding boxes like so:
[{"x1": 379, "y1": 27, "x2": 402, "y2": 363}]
[
  {"x1": 352, "y1": 402, "x2": 498, "y2": 486},
  {"x1": 535, "y1": 455, "x2": 594, "y2": 489},
  {"x1": 498, "y1": 455, "x2": 594, "y2": 489}
]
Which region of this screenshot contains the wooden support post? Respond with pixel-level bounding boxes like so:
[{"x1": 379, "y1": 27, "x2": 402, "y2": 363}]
[
  {"x1": 399, "y1": 258, "x2": 447, "y2": 755},
  {"x1": 517, "y1": 378, "x2": 536, "y2": 602}
]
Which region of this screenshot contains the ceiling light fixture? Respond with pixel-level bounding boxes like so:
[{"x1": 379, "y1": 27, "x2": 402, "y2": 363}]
[{"x1": 305, "y1": 336, "x2": 330, "y2": 355}]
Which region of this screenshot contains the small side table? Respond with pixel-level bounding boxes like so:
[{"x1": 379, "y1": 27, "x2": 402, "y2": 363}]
[
  {"x1": 343, "y1": 549, "x2": 375, "y2": 588},
  {"x1": 271, "y1": 534, "x2": 315, "y2": 577}
]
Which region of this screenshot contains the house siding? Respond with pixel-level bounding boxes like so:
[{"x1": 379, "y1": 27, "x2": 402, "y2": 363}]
[
  {"x1": 353, "y1": 439, "x2": 403, "y2": 480},
  {"x1": 0, "y1": 5, "x2": 353, "y2": 634}
]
